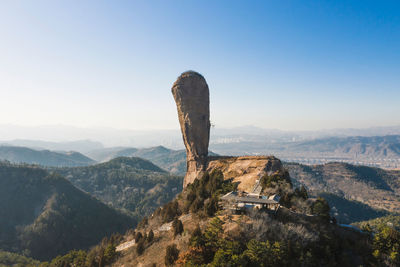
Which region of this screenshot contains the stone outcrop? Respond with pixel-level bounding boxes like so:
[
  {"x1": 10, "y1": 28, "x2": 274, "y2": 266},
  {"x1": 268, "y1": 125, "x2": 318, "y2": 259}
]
[
  {"x1": 207, "y1": 156, "x2": 284, "y2": 192},
  {"x1": 172, "y1": 71, "x2": 210, "y2": 187},
  {"x1": 171, "y1": 72, "x2": 286, "y2": 190}
]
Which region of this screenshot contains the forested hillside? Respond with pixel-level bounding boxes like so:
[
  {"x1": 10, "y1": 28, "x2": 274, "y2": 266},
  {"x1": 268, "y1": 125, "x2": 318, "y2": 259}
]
[
  {"x1": 285, "y1": 162, "x2": 400, "y2": 222},
  {"x1": 318, "y1": 193, "x2": 389, "y2": 224},
  {"x1": 0, "y1": 162, "x2": 134, "y2": 261},
  {"x1": 0, "y1": 250, "x2": 41, "y2": 267},
  {"x1": 107, "y1": 169, "x2": 398, "y2": 266},
  {"x1": 354, "y1": 214, "x2": 400, "y2": 231},
  {"x1": 54, "y1": 157, "x2": 183, "y2": 219}
]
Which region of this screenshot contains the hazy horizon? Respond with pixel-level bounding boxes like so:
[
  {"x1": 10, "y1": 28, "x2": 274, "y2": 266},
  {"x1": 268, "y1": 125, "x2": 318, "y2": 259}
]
[
  {"x1": 2, "y1": 122, "x2": 400, "y2": 133},
  {"x1": 1, "y1": 123, "x2": 400, "y2": 150}
]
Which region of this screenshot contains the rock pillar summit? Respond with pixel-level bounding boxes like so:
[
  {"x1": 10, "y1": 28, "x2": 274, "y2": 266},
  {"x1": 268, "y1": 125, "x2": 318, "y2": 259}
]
[{"x1": 172, "y1": 71, "x2": 210, "y2": 187}]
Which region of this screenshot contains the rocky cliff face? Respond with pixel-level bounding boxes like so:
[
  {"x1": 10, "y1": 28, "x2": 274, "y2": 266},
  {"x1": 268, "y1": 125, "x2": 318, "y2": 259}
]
[
  {"x1": 172, "y1": 71, "x2": 210, "y2": 187},
  {"x1": 207, "y1": 156, "x2": 284, "y2": 192}
]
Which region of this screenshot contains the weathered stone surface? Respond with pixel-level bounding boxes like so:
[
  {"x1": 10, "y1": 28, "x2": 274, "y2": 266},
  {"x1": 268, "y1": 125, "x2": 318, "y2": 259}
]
[
  {"x1": 172, "y1": 71, "x2": 210, "y2": 187},
  {"x1": 207, "y1": 156, "x2": 284, "y2": 192}
]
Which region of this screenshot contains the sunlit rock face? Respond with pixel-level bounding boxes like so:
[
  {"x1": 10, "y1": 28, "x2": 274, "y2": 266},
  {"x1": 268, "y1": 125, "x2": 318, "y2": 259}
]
[
  {"x1": 207, "y1": 156, "x2": 285, "y2": 192},
  {"x1": 171, "y1": 71, "x2": 210, "y2": 187}
]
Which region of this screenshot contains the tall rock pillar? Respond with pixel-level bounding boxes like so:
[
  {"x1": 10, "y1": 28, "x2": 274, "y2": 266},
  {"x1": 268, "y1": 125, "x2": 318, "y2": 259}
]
[{"x1": 171, "y1": 71, "x2": 210, "y2": 187}]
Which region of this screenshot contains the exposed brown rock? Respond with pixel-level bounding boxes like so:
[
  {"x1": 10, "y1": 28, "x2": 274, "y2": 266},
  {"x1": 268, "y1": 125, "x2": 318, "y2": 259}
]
[
  {"x1": 207, "y1": 156, "x2": 284, "y2": 192},
  {"x1": 172, "y1": 71, "x2": 210, "y2": 187}
]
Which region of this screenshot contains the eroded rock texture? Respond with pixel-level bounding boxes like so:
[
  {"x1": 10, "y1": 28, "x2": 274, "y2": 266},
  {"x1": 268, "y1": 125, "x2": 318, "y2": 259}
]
[
  {"x1": 172, "y1": 71, "x2": 210, "y2": 187},
  {"x1": 207, "y1": 156, "x2": 284, "y2": 192}
]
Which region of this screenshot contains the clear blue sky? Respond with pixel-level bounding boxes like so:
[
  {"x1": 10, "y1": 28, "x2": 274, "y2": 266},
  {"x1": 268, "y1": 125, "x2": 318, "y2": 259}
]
[{"x1": 0, "y1": 0, "x2": 399, "y2": 131}]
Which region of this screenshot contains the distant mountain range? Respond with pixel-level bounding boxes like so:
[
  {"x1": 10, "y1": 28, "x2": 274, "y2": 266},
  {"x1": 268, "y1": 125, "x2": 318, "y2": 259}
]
[
  {"x1": 211, "y1": 135, "x2": 400, "y2": 169},
  {"x1": 2, "y1": 133, "x2": 399, "y2": 167},
  {"x1": 1, "y1": 124, "x2": 400, "y2": 148},
  {"x1": 1, "y1": 123, "x2": 400, "y2": 169},
  {"x1": 86, "y1": 145, "x2": 187, "y2": 174},
  {"x1": 211, "y1": 134, "x2": 400, "y2": 157},
  {"x1": 0, "y1": 162, "x2": 134, "y2": 261},
  {"x1": 0, "y1": 144, "x2": 194, "y2": 174},
  {"x1": 0, "y1": 146, "x2": 95, "y2": 167},
  {"x1": 0, "y1": 139, "x2": 103, "y2": 153},
  {"x1": 289, "y1": 135, "x2": 400, "y2": 157}
]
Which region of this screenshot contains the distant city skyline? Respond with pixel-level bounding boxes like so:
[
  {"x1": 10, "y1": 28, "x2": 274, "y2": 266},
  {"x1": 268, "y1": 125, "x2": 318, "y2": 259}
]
[{"x1": 1, "y1": 1, "x2": 399, "y2": 131}]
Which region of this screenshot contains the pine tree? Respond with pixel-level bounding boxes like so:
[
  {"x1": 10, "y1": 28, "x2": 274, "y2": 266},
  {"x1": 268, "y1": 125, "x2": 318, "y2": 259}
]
[
  {"x1": 165, "y1": 244, "x2": 179, "y2": 266},
  {"x1": 172, "y1": 218, "x2": 184, "y2": 237}
]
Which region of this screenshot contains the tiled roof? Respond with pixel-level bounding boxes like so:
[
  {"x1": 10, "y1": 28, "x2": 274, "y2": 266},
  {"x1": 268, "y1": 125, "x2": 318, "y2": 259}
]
[{"x1": 221, "y1": 192, "x2": 278, "y2": 204}]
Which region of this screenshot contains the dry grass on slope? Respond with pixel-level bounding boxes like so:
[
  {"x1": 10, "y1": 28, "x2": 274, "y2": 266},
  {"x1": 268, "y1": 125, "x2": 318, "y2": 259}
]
[{"x1": 112, "y1": 213, "x2": 208, "y2": 267}]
